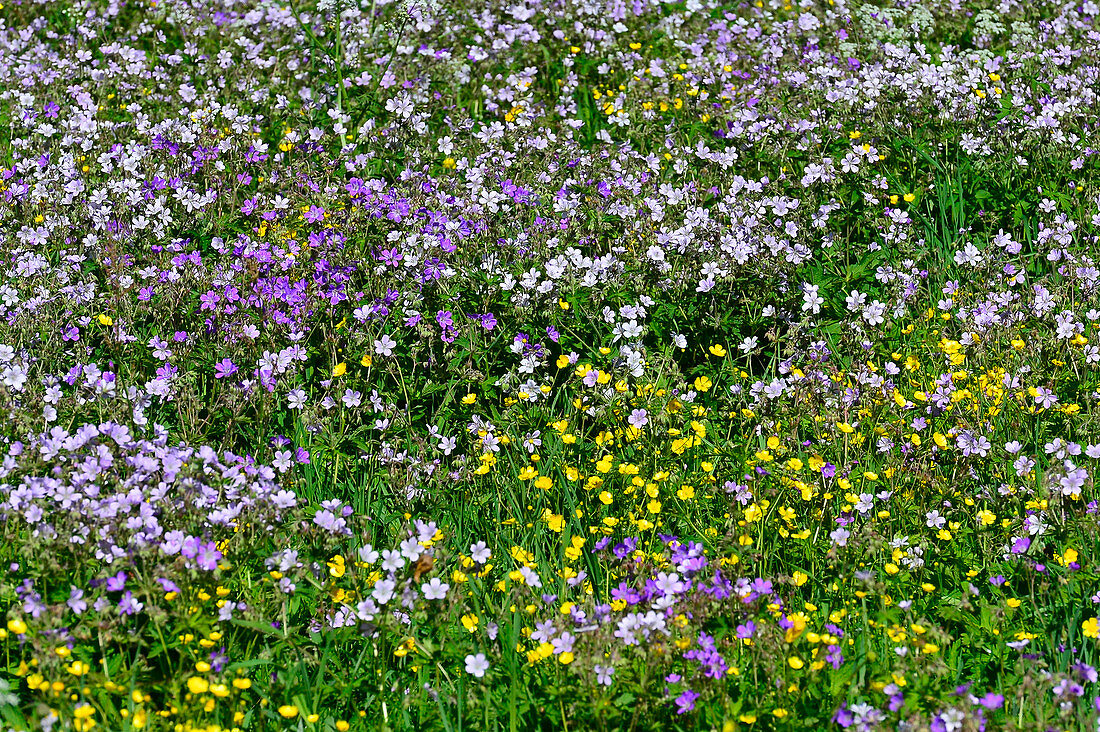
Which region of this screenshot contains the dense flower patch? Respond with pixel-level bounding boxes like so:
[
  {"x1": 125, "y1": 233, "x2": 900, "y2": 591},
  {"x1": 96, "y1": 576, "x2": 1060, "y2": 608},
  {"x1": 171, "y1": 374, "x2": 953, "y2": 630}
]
[{"x1": 3, "y1": 0, "x2": 1100, "y2": 728}]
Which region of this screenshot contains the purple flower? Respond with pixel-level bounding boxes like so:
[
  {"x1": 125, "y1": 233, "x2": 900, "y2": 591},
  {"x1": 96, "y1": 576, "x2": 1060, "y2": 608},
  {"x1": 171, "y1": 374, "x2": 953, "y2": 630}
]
[
  {"x1": 674, "y1": 689, "x2": 699, "y2": 714},
  {"x1": 105, "y1": 572, "x2": 127, "y2": 592},
  {"x1": 196, "y1": 542, "x2": 223, "y2": 571},
  {"x1": 181, "y1": 536, "x2": 202, "y2": 559},
  {"x1": 978, "y1": 692, "x2": 1004, "y2": 710},
  {"x1": 214, "y1": 358, "x2": 238, "y2": 379},
  {"x1": 118, "y1": 591, "x2": 143, "y2": 616},
  {"x1": 67, "y1": 586, "x2": 87, "y2": 615}
]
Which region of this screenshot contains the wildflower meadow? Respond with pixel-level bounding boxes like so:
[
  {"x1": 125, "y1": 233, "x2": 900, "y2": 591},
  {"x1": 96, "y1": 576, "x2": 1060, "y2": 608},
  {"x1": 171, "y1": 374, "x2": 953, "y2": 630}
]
[{"x1": 4, "y1": 0, "x2": 1100, "y2": 728}]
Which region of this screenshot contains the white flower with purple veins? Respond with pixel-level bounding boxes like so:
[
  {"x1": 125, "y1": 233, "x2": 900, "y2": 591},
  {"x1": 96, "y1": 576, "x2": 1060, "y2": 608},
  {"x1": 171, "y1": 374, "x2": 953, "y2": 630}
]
[
  {"x1": 1060, "y1": 463, "x2": 1089, "y2": 497},
  {"x1": 358, "y1": 545, "x2": 379, "y2": 564},
  {"x1": 925, "y1": 510, "x2": 946, "y2": 529},
  {"x1": 1034, "y1": 387, "x2": 1058, "y2": 409},
  {"x1": 342, "y1": 389, "x2": 362, "y2": 408},
  {"x1": 272, "y1": 490, "x2": 297, "y2": 509},
  {"x1": 356, "y1": 599, "x2": 379, "y2": 621},
  {"x1": 287, "y1": 389, "x2": 307, "y2": 409},
  {"x1": 1024, "y1": 514, "x2": 1048, "y2": 536},
  {"x1": 845, "y1": 290, "x2": 866, "y2": 312},
  {"x1": 470, "y1": 541, "x2": 491, "y2": 564},
  {"x1": 594, "y1": 665, "x2": 615, "y2": 686},
  {"x1": 438, "y1": 436, "x2": 456, "y2": 455},
  {"x1": 400, "y1": 537, "x2": 423, "y2": 561},
  {"x1": 421, "y1": 577, "x2": 449, "y2": 600},
  {"x1": 518, "y1": 566, "x2": 542, "y2": 587},
  {"x1": 1014, "y1": 455, "x2": 1035, "y2": 477},
  {"x1": 374, "y1": 335, "x2": 396, "y2": 356},
  {"x1": 465, "y1": 653, "x2": 490, "y2": 678},
  {"x1": 628, "y1": 409, "x2": 649, "y2": 429},
  {"x1": 654, "y1": 572, "x2": 685, "y2": 595},
  {"x1": 481, "y1": 433, "x2": 500, "y2": 452},
  {"x1": 385, "y1": 93, "x2": 415, "y2": 118},
  {"x1": 272, "y1": 450, "x2": 294, "y2": 473},
  {"x1": 802, "y1": 284, "x2": 823, "y2": 314},
  {"x1": 738, "y1": 336, "x2": 759, "y2": 353},
  {"x1": 862, "y1": 300, "x2": 886, "y2": 326},
  {"x1": 2, "y1": 366, "x2": 27, "y2": 391},
  {"x1": 954, "y1": 243, "x2": 983, "y2": 267},
  {"x1": 381, "y1": 550, "x2": 405, "y2": 572},
  {"x1": 522, "y1": 431, "x2": 542, "y2": 453},
  {"x1": 373, "y1": 578, "x2": 396, "y2": 604},
  {"x1": 551, "y1": 632, "x2": 576, "y2": 655},
  {"x1": 830, "y1": 527, "x2": 850, "y2": 547}
]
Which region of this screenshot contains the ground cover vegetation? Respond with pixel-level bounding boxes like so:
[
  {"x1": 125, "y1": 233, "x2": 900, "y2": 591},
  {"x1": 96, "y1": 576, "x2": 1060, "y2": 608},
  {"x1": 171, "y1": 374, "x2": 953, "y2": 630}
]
[{"x1": 1, "y1": 0, "x2": 1100, "y2": 728}]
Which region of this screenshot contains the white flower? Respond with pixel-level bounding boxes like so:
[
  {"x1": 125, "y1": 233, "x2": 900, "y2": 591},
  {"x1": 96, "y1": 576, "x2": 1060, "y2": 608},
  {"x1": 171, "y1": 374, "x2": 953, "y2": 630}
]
[
  {"x1": 802, "y1": 284, "x2": 823, "y2": 314},
  {"x1": 421, "y1": 577, "x2": 450, "y2": 600},
  {"x1": 374, "y1": 335, "x2": 396, "y2": 356},
  {"x1": 287, "y1": 389, "x2": 307, "y2": 410},
  {"x1": 953, "y1": 242, "x2": 983, "y2": 267},
  {"x1": 470, "y1": 541, "x2": 492, "y2": 564},
  {"x1": 465, "y1": 653, "x2": 489, "y2": 678},
  {"x1": 342, "y1": 389, "x2": 362, "y2": 408},
  {"x1": 272, "y1": 450, "x2": 294, "y2": 473}
]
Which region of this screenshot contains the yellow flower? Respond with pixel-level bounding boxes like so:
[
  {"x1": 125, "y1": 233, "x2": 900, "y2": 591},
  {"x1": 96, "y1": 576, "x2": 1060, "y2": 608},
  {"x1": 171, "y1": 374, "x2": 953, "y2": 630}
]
[
  {"x1": 543, "y1": 512, "x2": 565, "y2": 533},
  {"x1": 332, "y1": 362, "x2": 347, "y2": 377},
  {"x1": 232, "y1": 677, "x2": 252, "y2": 690},
  {"x1": 1083, "y1": 618, "x2": 1099, "y2": 639},
  {"x1": 186, "y1": 677, "x2": 209, "y2": 694},
  {"x1": 559, "y1": 652, "x2": 574, "y2": 664},
  {"x1": 277, "y1": 705, "x2": 299, "y2": 719},
  {"x1": 461, "y1": 393, "x2": 477, "y2": 405},
  {"x1": 7, "y1": 619, "x2": 27, "y2": 635},
  {"x1": 327, "y1": 555, "x2": 346, "y2": 578},
  {"x1": 708, "y1": 344, "x2": 727, "y2": 357},
  {"x1": 97, "y1": 314, "x2": 113, "y2": 326},
  {"x1": 787, "y1": 656, "x2": 804, "y2": 669},
  {"x1": 693, "y1": 375, "x2": 712, "y2": 392}
]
